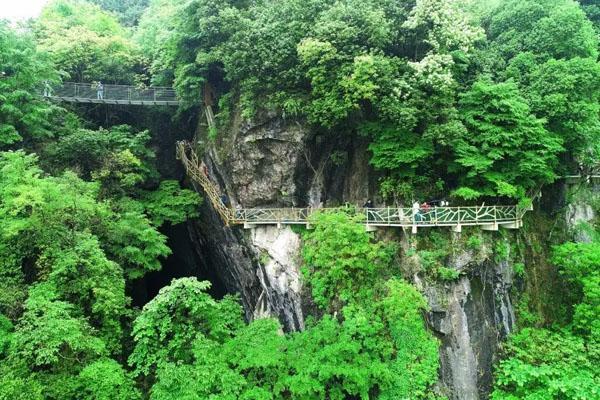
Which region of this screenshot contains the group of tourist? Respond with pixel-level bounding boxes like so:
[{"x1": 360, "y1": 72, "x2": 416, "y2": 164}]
[{"x1": 363, "y1": 198, "x2": 451, "y2": 223}]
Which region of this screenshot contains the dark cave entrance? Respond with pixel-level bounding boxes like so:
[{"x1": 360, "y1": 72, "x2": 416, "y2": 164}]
[{"x1": 130, "y1": 222, "x2": 228, "y2": 307}]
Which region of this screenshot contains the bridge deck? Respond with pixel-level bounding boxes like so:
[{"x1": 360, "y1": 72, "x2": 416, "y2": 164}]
[
  {"x1": 176, "y1": 141, "x2": 527, "y2": 233},
  {"x1": 43, "y1": 82, "x2": 179, "y2": 106}
]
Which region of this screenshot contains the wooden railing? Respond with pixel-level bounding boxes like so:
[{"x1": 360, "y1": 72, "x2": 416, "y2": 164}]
[
  {"x1": 177, "y1": 141, "x2": 527, "y2": 231},
  {"x1": 176, "y1": 141, "x2": 234, "y2": 224},
  {"x1": 42, "y1": 82, "x2": 178, "y2": 106}
]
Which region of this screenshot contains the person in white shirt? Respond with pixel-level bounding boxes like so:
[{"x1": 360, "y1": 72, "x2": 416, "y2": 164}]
[{"x1": 412, "y1": 201, "x2": 421, "y2": 222}]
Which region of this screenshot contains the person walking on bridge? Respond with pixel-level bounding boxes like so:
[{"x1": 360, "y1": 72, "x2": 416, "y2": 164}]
[
  {"x1": 96, "y1": 81, "x2": 104, "y2": 100},
  {"x1": 43, "y1": 80, "x2": 52, "y2": 97},
  {"x1": 412, "y1": 201, "x2": 421, "y2": 223}
]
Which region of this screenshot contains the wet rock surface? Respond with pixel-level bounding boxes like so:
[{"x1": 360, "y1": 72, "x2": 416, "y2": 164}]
[
  {"x1": 424, "y1": 252, "x2": 515, "y2": 400},
  {"x1": 251, "y1": 226, "x2": 304, "y2": 331}
]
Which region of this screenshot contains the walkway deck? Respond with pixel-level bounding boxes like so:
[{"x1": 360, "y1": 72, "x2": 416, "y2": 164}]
[
  {"x1": 176, "y1": 141, "x2": 527, "y2": 233},
  {"x1": 43, "y1": 82, "x2": 179, "y2": 106}
]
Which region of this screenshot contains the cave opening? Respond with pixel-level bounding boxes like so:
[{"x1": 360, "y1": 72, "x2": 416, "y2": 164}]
[{"x1": 130, "y1": 222, "x2": 228, "y2": 307}]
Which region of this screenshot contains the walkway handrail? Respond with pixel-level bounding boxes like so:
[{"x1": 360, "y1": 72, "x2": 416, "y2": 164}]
[
  {"x1": 238, "y1": 205, "x2": 521, "y2": 226},
  {"x1": 43, "y1": 82, "x2": 178, "y2": 103},
  {"x1": 176, "y1": 141, "x2": 235, "y2": 225}
]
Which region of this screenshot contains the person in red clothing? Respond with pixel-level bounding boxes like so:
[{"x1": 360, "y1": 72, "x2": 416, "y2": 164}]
[{"x1": 421, "y1": 202, "x2": 431, "y2": 222}]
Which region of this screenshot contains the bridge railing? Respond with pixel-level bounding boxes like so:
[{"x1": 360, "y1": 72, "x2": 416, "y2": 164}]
[
  {"x1": 236, "y1": 205, "x2": 520, "y2": 227},
  {"x1": 45, "y1": 82, "x2": 177, "y2": 102}
]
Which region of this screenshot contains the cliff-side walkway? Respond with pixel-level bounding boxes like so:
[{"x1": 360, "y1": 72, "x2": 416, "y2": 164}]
[{"x1": 176, "y1": 141, "x2": 528, "y2": 233}]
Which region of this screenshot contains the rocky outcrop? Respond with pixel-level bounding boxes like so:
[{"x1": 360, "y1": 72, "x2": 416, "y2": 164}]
[
  {"x1": 418, "y1": 242, "x2": 515, "y2": 400},
  {"x1": 219, "y1": 115, "x2": 309, "y2": 207},
  {"x1": 186, "y1": 113, "x2": 312, "y2": 331},
  {"x1": 566, "y1": 202, "x2": 596, "y2": 242},
  {"x1": 251, "y1": 226, "x2": 304, "y2": 330}
]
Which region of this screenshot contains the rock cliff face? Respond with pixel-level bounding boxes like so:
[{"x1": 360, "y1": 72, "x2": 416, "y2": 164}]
[
  {"x1": 423, "y1": 246, "x2": 516, "y2": 399},
  {"x1": 182, "y1": 111, "x2": 562, "y2": 399},
  {"x1": 186, "y1": 111, "x2": 377, "y2": 333},
  {"x1": 185, "y1": 112, "x2": 313, "y2": 332}
]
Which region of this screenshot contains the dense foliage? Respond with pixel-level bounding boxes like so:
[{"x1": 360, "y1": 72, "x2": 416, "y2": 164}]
[
  {"x1": 138, "y1": 0, "x2": 599, "y2": 202},
  {"x1": 35, "y1": 0, "x2": 147, "y2": 84},
  {"x1": 491, "y1": 239, "x2": 600, "y2": 399},
  {"x1": 2, "y1": 0, "x2": 600, "y2": 398},
  {"x1": 301, "y1": 211, "x2": 441, "y2": 398},
  {"x1": 0, "y1": 23, "x2": 61, "y2": 147},
  {"x1": 0, "y1": 11, "x2": 200, "y2": 398},
  {"x1": 89, "y1": 0, "x2": 150, "y2": 26}
]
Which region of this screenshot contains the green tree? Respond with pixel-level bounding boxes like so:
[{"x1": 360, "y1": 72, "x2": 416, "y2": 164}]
[
  {"x1": 78, "y1": 358, "x2": 141, "y2": 400},
  {"x1": 552, "y1": 242, "x2": 600, "y2": 342},
  {"x1": 302, "y1": 211, "x2": 396, "y2": 310},
  {"x1": 129, "y1": 278, "x2": 244, "y2": 377},
  {"x1": 485, "y1": 0, "x2": 598, "y2": 62},
  {"x1": 453, "y1": 79, "x2": 562, "y2": 199},
  {"x1": 491, "y1": 328, "x2": 599, "y2": 399},
  {"x1": 0, "y1": 22, "x2": 62, "y2": 148},
  {"x1": 3, "y1": 283, "x2": 107, "y2": 399},
  {"x1": 89, "y1": 0, "x2": 150, "y2": 26},
  {"x1": 492, "y1": 238, "x2": 600, "y2": 399},
  {"x1": 35, "y1": 0, "x2": 146, "y2": 83},
  {"x1": 134, "y1": 0, "x2": 188, "y2": 85},
  {"x1": 139, "y1": 180, "x2": 201, "y2": 226},
  {"x1": 526, "y1": 58, "x2": 600, "y2": 167}
]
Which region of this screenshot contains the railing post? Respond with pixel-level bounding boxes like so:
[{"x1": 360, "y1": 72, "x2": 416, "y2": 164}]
[
  {"x1": 387, "y1": 206, "x2": 390, "y2": 225},
  {"x1": 435, "y1": 207, "x2": 438, "y2": 225},
  {"x1": 457, "y1": 206, "x2": 461, "y2": 224}
]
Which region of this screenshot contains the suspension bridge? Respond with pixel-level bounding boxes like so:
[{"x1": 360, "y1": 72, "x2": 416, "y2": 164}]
[
  {"x1": 42, "y1": 82, "x2": 178, "y2": 106},
  {"x1": 176, "y1": 141, "x2": 528, "y2": 233}
]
